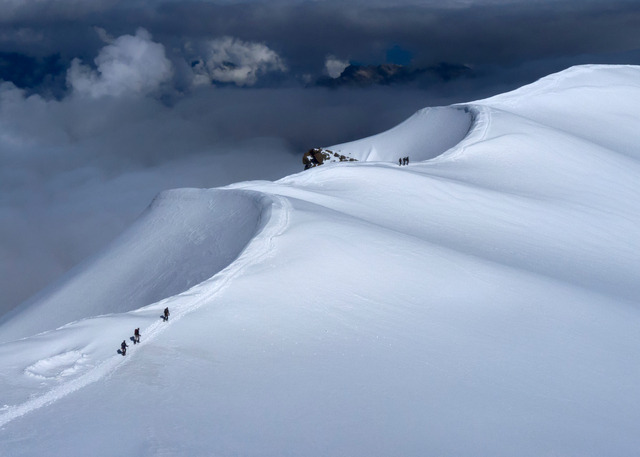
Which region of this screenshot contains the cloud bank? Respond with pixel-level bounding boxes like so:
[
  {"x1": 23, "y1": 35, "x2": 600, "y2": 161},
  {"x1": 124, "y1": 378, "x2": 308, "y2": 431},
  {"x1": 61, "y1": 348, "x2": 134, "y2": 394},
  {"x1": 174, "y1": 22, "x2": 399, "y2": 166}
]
[{"x1": 3, "y1": 0, "x2": 639, "y2": 94}]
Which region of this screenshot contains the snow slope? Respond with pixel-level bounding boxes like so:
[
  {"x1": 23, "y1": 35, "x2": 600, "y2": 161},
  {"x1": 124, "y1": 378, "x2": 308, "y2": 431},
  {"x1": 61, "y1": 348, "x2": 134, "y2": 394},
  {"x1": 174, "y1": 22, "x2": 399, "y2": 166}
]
[
  {"x1": 1, "y1": 65, "x2": 640, "y2": 456},
  {"x1": 0, "y1": 189, "x2": 270, "y2": 343},
  {"x1": 327, "y1": 105, "x2": 473, "y2": 162}
]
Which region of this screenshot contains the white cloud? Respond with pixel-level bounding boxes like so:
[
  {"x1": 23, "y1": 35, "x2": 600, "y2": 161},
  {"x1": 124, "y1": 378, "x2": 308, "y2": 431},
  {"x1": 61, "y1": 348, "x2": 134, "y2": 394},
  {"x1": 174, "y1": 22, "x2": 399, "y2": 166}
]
[
  {"x1": 66, "y1": 28, "x2": 173, "y2": 98},
  {"x1": 192, "y1": 37, "x2": 287, "y2": 87},
  {"x1": 325, "y1": 55, "x2": 350, "y2": 78},
  {"x1": 93, "y1": 26, "x2": 114, "y2": 44}
]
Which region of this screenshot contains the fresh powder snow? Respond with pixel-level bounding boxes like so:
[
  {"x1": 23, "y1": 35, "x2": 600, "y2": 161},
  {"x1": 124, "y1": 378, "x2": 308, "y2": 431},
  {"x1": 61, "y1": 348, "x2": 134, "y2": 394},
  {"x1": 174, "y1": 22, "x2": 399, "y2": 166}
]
[{"x1": 1, "y1": 64, "x2": 639, "y2": 456}]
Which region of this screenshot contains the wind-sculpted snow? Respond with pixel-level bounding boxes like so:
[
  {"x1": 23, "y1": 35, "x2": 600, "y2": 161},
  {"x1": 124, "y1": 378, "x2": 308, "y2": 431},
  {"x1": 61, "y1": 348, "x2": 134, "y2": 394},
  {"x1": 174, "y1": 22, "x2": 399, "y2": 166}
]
[
  {"x1": 326, "y1": 106, "x2": 473, "y2": 163},
  {"x1": 0, "y1": 189, "x2": 270, "y2": 343},
  {"x1": 2, "y1": 65, "x2": 640, "y2": 456},
  {"x1": 477, "y1": 64, "x2": 640, "y2": 160},
  {"x1": 0, "y1": 191, "x2": 290, "y2": 428}
]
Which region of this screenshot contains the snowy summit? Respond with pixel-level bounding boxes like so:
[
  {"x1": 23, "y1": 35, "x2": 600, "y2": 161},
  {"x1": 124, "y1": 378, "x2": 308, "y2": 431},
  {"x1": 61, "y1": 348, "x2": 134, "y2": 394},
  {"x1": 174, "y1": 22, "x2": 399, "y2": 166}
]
[{"x1": 1, "y1": 64, "x2": 640, "y2": 456}]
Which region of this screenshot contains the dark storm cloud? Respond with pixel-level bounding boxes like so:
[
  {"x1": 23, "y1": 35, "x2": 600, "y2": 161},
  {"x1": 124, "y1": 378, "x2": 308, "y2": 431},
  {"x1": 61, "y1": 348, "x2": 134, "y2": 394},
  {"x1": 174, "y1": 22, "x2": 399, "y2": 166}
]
[
  {"x1": 154, "y1": 0, "x2": 640, "y2": 85},
  {"x1": 0, "y1": 52, "x2": 65, "y2": 90},
  {"x1": 1, "y1": 0, "x2": 639, "y2": 318},
  {"x1": 2, "y1": 0, "x2": 639, "y2": 88}
]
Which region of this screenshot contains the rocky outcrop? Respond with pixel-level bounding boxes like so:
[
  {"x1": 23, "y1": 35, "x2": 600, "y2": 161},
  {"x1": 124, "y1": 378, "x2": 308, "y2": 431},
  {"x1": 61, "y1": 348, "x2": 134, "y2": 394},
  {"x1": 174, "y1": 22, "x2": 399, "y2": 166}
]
[
  {"x1": 315, "y1": 62, "x2": 473, "y2": 88},
  {"x1": 303, "y1": 148, "x2": 357, "y2": 170}
]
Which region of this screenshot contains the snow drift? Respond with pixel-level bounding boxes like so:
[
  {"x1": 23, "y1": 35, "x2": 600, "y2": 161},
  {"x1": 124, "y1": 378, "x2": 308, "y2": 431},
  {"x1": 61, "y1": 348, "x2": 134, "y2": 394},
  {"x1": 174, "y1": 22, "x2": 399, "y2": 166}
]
[
  {"x1": 1, "y1": 65, "x2": 640, "y2": 457},
  {"x1": 0, "y1": 188, "x2": 270, "y2": 343},
  {"x1": 327, "y1": 105, "x2": 473, "y2": 162}
]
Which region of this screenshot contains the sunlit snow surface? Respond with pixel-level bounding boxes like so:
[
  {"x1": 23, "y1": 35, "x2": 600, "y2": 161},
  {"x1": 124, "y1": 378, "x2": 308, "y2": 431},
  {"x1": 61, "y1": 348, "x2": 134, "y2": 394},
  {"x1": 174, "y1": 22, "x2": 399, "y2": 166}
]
[{"x1": 1, "y1": 65, "x2": 640, "y2": 456}]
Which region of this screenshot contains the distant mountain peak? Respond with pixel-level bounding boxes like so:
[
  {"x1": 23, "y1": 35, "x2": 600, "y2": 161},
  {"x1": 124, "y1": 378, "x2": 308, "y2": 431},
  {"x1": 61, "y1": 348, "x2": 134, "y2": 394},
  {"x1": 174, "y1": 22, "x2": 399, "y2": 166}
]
[{"x1": 315, "y1": 62, "x2": 472, "y2": 87}]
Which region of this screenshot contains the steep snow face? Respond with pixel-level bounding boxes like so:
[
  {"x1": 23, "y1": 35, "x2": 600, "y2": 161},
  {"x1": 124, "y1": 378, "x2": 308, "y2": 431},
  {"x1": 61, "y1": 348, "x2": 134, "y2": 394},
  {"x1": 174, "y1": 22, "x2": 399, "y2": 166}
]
[
  {"x1": 327, "y1": 105, "x2": 473, "y2": 162},
  {"x1": 0, "y1": 188, "x2": 270, "y2": 343},
  {"x1": 2, "y1": 65, "x2": 640, "y2": 456}
]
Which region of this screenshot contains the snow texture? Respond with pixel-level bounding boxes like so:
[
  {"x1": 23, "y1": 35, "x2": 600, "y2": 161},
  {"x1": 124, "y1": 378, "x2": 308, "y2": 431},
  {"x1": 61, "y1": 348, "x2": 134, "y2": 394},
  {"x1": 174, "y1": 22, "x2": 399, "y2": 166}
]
[{"x1": 1, "y1": 64, "x2": 640, "y2": 456}]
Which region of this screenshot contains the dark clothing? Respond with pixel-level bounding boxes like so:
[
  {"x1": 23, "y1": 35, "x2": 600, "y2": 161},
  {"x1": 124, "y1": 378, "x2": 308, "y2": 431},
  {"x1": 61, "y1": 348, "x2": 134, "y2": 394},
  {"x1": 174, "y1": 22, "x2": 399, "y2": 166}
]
[{"x1": 163, "y1": 308, "x2": 170, "y2": 321}]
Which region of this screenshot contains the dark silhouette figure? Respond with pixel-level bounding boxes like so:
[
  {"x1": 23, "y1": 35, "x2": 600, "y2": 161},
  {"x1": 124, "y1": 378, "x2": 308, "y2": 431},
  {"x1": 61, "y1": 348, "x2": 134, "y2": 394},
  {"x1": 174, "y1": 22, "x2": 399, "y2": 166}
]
[
  {"x1": 398, "y1": 158, "x2": 402, "y2": 166},
  {"x1": 163, "y1": 307, "x2": 170, "y2": 321},
  {"x1": 121, "y1": 340, "x2": 128, "y2": 356},
  {"x1": 134, "y1": 328, "x2": 141, "y2": 344},
  {"x1": 406, "y1": 156, "x2": 410, "y2": 165}
]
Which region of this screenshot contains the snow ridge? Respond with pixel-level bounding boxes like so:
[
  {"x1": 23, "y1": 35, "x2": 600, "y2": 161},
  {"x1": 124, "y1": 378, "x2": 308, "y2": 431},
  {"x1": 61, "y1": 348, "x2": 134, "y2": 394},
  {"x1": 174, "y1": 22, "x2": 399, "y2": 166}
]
[
  {"x1": 326, "y1": 106, "x2": 473, "y2": 163},
  {"x1": 0, "y1": 193, "x2": 291, "y2": 428},
  {"x1": 0, "y1": 188, "x2": 270, "y2": 343}
]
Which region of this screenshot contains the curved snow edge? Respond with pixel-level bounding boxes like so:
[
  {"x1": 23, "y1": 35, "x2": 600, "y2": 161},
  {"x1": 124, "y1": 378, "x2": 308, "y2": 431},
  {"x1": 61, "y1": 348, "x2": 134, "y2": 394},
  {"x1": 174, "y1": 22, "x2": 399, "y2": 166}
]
[
  {"x1": 0, "y1": 192, "x2": 292, "y2": 427},
  {"x1": 325, "y1": 106, "x2": 474, "y2": 164},
  {"x1": 0, "y1": 188, "x2": 270, "y2": 343}
]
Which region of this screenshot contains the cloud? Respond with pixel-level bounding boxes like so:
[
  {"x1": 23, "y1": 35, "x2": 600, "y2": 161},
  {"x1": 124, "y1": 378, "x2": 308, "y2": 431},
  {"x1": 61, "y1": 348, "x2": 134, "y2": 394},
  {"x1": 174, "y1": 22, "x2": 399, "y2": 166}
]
[
  {"x1": 2, "y1": 1, "x2": 640, "y2": 93},
  {"x1": 0, "y1": 0, "x2": 118, "y2": 23},
  {"x1": 190, "y1": 37, "x2": 287, "y2": 87},
  {"x1": 0, "y1": 27, "x2": 44, "y2": 45},
  {"x1": 93, "y1": 26, "x2": 114, "y2": 44},
  {"x1": 325, "y1": 56, "x2": 349, "y2": 78},
  {"x1": 66, "y1": 28, "x2": 172, "y2": 98}
]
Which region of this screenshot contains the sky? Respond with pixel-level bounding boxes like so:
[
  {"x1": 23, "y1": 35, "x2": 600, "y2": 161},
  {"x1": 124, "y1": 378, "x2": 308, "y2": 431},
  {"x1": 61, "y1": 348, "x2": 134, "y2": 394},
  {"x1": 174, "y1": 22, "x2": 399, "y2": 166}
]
[{"x1": 1, "y1": 0, "x2": 639, "y2": 316}]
